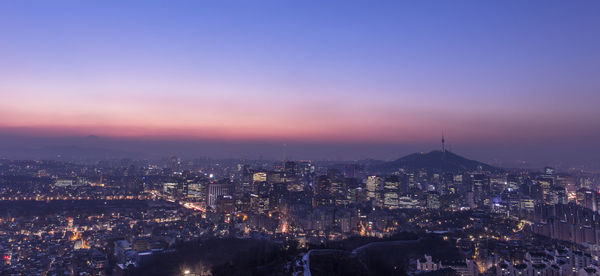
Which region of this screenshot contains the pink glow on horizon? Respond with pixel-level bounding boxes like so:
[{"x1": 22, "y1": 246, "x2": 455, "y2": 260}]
[
  {"x1": 1, "y1": 67, "x2": 598, "y2": 145},
  {"x1": 1, "y1": 101, "x2": 595, "y2": 145}
]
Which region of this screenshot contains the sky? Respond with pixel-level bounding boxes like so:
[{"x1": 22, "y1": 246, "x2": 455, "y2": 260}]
[{"x1": 0, "y1": 1, "x2": 599, "y2": 166}]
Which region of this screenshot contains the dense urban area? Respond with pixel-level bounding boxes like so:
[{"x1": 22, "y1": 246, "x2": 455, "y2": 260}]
[
  {"x1": 2, "y1": 146, "x2": 600, "y2": 276},
  {"x1": 3, "y1": 0, "x2": 598, "y2": 275}
]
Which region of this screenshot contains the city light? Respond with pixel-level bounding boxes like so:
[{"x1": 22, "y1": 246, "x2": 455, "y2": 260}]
[{"x1": 0, "y1": 1, "x2": 598, "y2": 275}]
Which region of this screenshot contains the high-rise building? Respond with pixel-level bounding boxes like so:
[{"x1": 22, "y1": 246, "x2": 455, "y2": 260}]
[
  {"x1": 186, "y1": 182, "x2": 206, "y2": 201},
  {"x1": 284, "y1": 161, "x2": 297, "y2": 177},
  {"x1": 383, "y1": 176, "x2": 399, "y2": 209},
  {"x1": 216, "y1": 195, "x2": 235, "y2": 213},
  {"x1": 537, "y1": 176, "x2": 553, "y2": 204},
  {"x1": 366, "y1": 176, "x2": 383, "y2": 207},
  {"x1": 162, "y1": 182, "x2": 178, "y2": 196},
  {"x1": 316, "y1": 175, "x2": 331, "y2": 195},
  {"x1": 207, "y1": 182, "x2": 230, "y2": 209},
  {"x1": 576, "y1": 188, "x2": 596, "y2": 212}
]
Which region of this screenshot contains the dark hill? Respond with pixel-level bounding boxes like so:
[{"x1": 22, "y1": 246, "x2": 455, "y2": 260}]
[{"x1": 374, "y1": 150, "x2": 497, "y2": 173}]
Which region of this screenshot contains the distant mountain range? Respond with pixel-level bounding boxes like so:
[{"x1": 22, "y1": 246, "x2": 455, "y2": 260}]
[{"x1": 372, "y1": 150, "x2": 498, "y2": 173}]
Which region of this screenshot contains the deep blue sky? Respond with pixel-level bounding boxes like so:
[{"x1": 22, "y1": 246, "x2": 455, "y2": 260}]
[{"x1": 0, "y1": 1, "x2": 599, "y2": 167}]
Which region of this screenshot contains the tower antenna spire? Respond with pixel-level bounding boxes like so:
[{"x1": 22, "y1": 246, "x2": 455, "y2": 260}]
[{"x1": 441, "y1": 131, "x2": 446, "y2": 153}]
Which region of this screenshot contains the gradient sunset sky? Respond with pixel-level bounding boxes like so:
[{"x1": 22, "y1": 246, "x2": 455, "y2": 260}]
[{"x1": 1, "y1": 1, "x2": 599, "y2": 164}]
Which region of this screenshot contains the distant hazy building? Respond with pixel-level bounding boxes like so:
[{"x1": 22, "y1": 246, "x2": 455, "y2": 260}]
[
  {"x1": 252, "y1": 172, "x2": 267, "y2": 182},
  {"x1": 520, "y1": 197, "x2": 535, "y2": 211},
  {"x1": 162, "y1": 182, "x2": 178, "y2": 196},
  {"x1": 576, "y1": 188, "x2": 597, "y2": 212},
  {"x1": 398, "y1": 196, "x2": 420, "y2": 209},
  {"x1": 54, "y1": 179, "x2": 74, "y2": 187},
  {"x1": 216, "y1": 195, "x2": 235, "y2": 213},
  {"x1": 427, "y1": 192, "x2": 441, "y2": 209},
  {"x1": 316, "y1": 175, "x2": 331, "y2": 195}
]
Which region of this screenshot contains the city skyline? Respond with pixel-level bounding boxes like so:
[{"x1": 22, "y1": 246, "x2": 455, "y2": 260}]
[{"x1": 3, "y1": 2, "x2": 600, "y2": 274}]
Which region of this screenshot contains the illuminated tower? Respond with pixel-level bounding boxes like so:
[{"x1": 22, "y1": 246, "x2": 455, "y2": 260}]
[{"x1": 67, "y1": 217, "x2": 74, "y2": 230}]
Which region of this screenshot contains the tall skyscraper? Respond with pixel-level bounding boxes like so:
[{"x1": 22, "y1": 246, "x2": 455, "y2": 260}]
[
  {"x1": 383, "y1": 176, "x2": 400, "y2": 209},
  {"x1": 366, "y1": 176, "x2": 383, "y2": 207}
]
